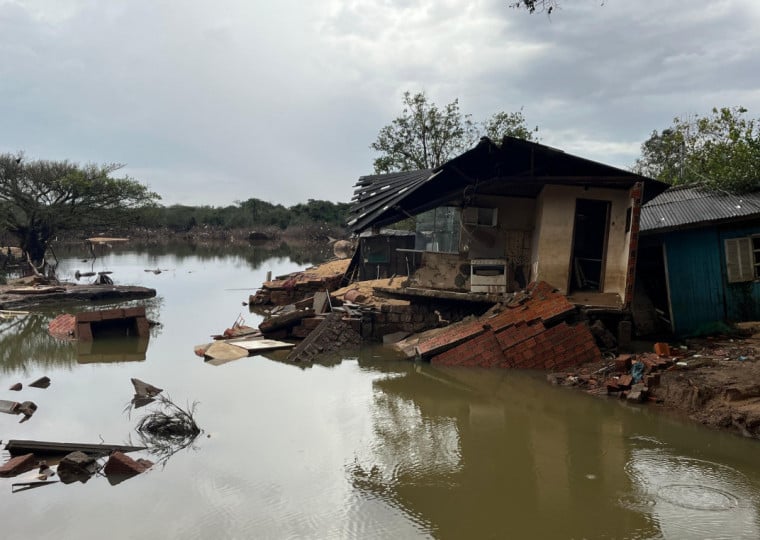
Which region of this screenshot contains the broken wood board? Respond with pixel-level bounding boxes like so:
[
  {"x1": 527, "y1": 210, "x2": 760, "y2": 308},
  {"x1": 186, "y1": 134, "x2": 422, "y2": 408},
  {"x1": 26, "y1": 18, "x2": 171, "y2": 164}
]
[
  {"x1": 86, "y1": 237, "x2": 129, "y2": 244},
  {"x1": 5, "y1": 440, "x2": 146, "y2": 457},
  {"x1": 203, "y1": 341, "x2": 248, "y2": 362},
  {"x1": 229, "y1": 339, "x2": 294, "y2": 354},
  {"x1": 259, "y1": 309, "x2": 310, "y2": 333}
]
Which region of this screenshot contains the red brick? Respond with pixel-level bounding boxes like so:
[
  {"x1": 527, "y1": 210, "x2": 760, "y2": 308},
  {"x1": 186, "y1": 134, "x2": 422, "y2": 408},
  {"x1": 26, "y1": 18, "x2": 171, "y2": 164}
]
[
  {"x1": 76, "y1": 322, "x2": 93, "y2": 340},
  {"x1": 123, "y1": 306, "x2": 146, "y2": 318},
  {"x1": 104, "y1": 451, "x2": 153, "y2": 477},
  {"x1": 0, "y1": 453, "x2": 36, "y2": 477},
  {"x1": 654, "y1": 342, "x2": 671, "y2": 357},
  {"x1": 75, "y1": 311, "x2": 103, "y2": 323}
]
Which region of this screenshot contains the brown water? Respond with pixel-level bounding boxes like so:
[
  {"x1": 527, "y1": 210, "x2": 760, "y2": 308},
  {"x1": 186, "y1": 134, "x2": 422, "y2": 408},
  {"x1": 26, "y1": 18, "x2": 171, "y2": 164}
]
[{"x1": 1, "y1": 245, "x2": 759, "y2": 539}]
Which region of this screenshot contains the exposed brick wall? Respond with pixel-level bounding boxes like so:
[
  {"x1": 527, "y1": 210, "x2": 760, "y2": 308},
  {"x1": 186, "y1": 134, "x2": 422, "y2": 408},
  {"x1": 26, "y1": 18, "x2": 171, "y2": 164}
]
[
  {"x1": 431, "y1": 318, "x2": 600, "y2": 370},
  {"x1": 427, "y1": 281, "x2": 601, "y2": 370}
]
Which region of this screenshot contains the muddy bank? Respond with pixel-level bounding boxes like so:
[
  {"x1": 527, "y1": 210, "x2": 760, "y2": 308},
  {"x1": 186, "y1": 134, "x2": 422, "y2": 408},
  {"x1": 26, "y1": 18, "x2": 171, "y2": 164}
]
[{"x1": 552, "y1": 332, "x2": 760, "y2": 440}]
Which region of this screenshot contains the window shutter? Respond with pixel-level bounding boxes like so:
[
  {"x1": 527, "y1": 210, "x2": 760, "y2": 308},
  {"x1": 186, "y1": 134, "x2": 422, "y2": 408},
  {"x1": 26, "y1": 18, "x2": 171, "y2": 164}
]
[{"x1": 725, "y1": 237, "x2": 753, "y2": 283}]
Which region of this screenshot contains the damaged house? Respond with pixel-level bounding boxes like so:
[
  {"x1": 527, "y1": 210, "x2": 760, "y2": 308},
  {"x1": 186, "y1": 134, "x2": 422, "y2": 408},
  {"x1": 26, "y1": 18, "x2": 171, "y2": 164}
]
[
  {"x1": 253, "y1": 137, "x2": 668, "y2": 369},
  {"x1": 348, "y1": 136, "x2": 667, "y2": 317},
  {"x1": 638, "y1": 185, "x2": 760, "y2": 336}
]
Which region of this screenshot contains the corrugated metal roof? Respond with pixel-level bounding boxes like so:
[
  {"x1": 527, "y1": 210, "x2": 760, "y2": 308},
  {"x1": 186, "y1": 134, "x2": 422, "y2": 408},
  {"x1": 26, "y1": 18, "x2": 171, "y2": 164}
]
[
  {"x1": 348, "y1": 137, "x2": 667, "y2": 233},
  {"x1": 347, "y1": 169, "x2": 433, "y2": 231},
  {"x1": 641, "y1": 185, "x2": 760, "y2": 233}
]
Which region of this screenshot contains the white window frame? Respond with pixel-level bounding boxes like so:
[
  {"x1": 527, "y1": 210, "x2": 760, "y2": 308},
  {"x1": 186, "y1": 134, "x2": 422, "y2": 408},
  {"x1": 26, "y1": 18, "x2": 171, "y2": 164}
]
[{"x1": 724, "y1": 237, "x2": 756, "y2": 283}]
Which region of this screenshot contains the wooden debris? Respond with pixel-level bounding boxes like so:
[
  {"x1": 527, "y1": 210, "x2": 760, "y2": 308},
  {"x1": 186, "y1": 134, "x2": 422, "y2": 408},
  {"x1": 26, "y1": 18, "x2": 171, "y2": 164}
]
[
  {"x1": 203, "y1": 341, "x2": 248, "y2": 362},
  {"x1": 5, "y1": 440, "x2": 146, "y2": 457},
  {"x1": 131, "y1": 378, "x2": 163, "y2": 397}
]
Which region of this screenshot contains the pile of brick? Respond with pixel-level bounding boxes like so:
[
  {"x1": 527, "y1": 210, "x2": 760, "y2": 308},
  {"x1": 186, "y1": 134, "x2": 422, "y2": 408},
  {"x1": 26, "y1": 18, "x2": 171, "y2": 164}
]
[
  {"x1": 415, "y1": 282, "x2": 602, "y2": 370},
  {"x1": 548, "y1": 345, "x2": 675, "y2": 403}
]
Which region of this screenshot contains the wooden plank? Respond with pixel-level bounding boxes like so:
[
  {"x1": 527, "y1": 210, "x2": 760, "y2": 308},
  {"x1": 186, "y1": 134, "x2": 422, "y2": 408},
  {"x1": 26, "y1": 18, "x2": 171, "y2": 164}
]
[
  {"x1": 5, "y1": 440, "x2": 146, "y2": 457},
  {"x1": 203, "y1": 341, "x2": 248, "y2": 361},
  {"x1": 231, "y1": 339, "x2": 294, "y2": 353}
]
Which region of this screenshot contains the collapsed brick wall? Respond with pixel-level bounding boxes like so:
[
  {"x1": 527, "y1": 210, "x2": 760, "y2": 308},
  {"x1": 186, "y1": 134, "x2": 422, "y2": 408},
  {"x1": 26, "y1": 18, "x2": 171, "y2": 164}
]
[
  {"x1": 419, "y1": 281, "x2": 602, "y2": 370},
  {"x1": 430, "y1": 319, "x2": 600, "y2": 370}
]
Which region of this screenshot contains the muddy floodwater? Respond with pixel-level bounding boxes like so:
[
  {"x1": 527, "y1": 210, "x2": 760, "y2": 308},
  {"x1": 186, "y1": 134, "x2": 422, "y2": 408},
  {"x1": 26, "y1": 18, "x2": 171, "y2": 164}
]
[{"x1": 2, "y1": 244, "x2": 760, "y2": 539}]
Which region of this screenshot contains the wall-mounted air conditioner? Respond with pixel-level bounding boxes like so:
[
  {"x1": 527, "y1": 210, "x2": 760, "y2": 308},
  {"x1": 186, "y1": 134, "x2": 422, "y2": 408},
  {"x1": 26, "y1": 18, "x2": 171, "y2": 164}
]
[{"x1": 463, "y1": 207, "x2": 498, "y2": 227}]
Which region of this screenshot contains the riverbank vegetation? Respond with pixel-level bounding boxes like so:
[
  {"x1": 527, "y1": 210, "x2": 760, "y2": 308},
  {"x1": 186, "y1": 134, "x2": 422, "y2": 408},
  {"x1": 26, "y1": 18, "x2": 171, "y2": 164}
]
[{"x1": 126, "y1": 198, "x2": 351, "y2": 236}]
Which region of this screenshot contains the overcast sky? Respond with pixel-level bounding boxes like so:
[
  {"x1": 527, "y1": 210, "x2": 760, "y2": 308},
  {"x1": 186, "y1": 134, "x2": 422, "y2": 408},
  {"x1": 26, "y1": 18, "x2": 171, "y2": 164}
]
[{"x1": 1, "y1": 0, "x2": 759, "y2": 207}]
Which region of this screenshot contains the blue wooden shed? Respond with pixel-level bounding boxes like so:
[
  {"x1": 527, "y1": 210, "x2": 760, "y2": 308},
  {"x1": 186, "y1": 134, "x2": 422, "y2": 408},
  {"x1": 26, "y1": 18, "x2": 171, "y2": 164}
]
[{"x1": 638, "y1": 186, "x2": 760, "y2": 335}]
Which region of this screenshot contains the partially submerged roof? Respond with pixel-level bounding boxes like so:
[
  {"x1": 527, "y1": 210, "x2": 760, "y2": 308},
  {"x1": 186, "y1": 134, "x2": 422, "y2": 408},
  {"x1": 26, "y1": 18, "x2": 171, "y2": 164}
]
[
  {"x1": 348, "y1": 136, "x2": 667, "y2": 233},
  {"x1": 640, "y1": 185, "x2": 760, "y2": 234}
]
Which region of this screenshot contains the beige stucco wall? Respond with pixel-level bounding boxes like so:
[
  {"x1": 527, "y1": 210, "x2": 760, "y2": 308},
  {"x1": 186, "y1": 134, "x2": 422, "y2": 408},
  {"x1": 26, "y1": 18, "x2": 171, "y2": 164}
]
[
  {"x1": 411, "y1": 251, "x2": 470, "y2": 291},
  {"x1": 531, "y1": 185, "x2": 632, "y2": 296},
  {"x1": 460, "y1": 195, "x2": 535, "y2": 260}
]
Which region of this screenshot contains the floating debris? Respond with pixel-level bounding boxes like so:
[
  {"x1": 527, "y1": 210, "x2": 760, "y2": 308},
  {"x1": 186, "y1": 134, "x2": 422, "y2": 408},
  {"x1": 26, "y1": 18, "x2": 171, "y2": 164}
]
[{"x1": 29, "y1": 376, "x2": 51, "y2": 389}]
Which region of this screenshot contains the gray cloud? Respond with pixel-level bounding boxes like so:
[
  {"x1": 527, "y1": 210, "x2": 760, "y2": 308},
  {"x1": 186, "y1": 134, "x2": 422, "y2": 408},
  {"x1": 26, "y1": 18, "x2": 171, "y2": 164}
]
[{"x1": 1, "y1": 0, "x2": 759, "y2": 206}]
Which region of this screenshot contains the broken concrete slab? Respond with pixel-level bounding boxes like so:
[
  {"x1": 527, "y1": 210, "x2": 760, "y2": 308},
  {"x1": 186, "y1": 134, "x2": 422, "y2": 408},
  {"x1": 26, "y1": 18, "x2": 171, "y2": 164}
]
[
  {"x1": 57, "y1": 451, "x2": 100, "y2": 484},
  {"x1": 382, "y1": 331, "x2": 411, "y2": 345},
  {"x1": 286, "y1": 312, "x2": 361, "y2": 363}
]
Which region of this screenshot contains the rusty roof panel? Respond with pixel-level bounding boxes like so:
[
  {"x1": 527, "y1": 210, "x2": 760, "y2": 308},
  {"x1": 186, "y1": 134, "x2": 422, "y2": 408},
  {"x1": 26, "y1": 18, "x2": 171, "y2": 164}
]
[{"x1": 641, "y1": 185, "x2": 760, "y2": 233}]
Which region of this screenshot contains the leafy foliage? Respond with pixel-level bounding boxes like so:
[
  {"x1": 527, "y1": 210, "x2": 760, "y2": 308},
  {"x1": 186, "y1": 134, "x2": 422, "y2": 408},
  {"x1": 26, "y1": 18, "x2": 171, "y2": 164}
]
[
  {"x1": 0, "y1": 154, "x2": 159, "y2": 262},
  {"x1": 509, "y1": 0, "x2": 560, "y2": 14},
  {"x1": 129, "y1": 198, "x2": 351, "y2": 233},
  {"x1": 371, "y1": 91, "x2": 537, "y2": 174},
  {"x1": 633, "y1": 107, "x2": 760, "y2": 193}
]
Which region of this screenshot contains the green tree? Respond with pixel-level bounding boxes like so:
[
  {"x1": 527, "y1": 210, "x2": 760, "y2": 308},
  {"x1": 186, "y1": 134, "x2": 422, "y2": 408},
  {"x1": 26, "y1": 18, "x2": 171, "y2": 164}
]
[
  {"x1": 509, "y1": 0, "x2": 560, "y2": 14},
  {"x1": 0, "y1": 154, "x2": 160, "y2": 263},
  {"x1": 634, "y1": 107, "x2": 760, "y2": 193},
  {"x1": 371, "y1": 91, "x2": 537, "y2": 174}
]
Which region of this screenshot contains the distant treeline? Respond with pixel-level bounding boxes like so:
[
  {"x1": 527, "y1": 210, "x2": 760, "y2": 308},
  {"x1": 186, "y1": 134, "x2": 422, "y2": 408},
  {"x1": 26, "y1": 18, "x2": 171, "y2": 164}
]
[{"x1": 128, "y1": 198, "x2": 351, "y2": 232}]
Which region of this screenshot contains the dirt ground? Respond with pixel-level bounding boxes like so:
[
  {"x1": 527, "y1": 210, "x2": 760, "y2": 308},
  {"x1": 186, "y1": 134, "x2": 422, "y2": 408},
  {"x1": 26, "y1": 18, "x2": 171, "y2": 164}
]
[
  {"x1": 654, "y1": 335, "x2": 760, "y2": 438},
  {"x1": 557, "y1": 325, "x2": 760, "y2": 440}
]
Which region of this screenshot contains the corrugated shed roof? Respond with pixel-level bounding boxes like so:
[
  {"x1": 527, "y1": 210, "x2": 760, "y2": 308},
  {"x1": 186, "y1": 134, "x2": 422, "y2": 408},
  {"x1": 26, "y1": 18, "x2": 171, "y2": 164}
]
[
  {"x1": 348, "y1": 137, "x2": 667, "y2": 233},
  {"x1": 348, "y1": 169, "x2": 434, "y2": 232},
  {"x1": 640, "y1": 185, "x2": 760, "y2": 233}
]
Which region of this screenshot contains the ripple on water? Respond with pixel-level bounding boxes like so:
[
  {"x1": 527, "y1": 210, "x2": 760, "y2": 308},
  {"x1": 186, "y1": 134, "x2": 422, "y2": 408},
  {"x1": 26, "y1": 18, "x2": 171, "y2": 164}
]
[{"x1": 622, "y1": 446, "x2": 760, "y2": 539}]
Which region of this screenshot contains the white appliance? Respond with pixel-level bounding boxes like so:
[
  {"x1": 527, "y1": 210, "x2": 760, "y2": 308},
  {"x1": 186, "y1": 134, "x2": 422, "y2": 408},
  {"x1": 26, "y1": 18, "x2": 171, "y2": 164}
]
[{"x1": 470, "y1": 258, "x2": 507, "y2": 293}]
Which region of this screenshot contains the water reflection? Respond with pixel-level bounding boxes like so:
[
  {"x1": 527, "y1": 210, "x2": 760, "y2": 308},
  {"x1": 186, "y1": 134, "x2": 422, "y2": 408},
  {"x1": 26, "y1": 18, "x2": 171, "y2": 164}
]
[
  {"x1": 348, "y1": 359, "x2": 760, "y2": 539},
  {"x1": 0, "y1": 315, "x2": 77, "y2": 372},
  {"x1": 54, "y1": 239, "x2": 332, "y2": 270},
  {"x1": 3, "y1": 246, "x2": 760, "y2": 538}
]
